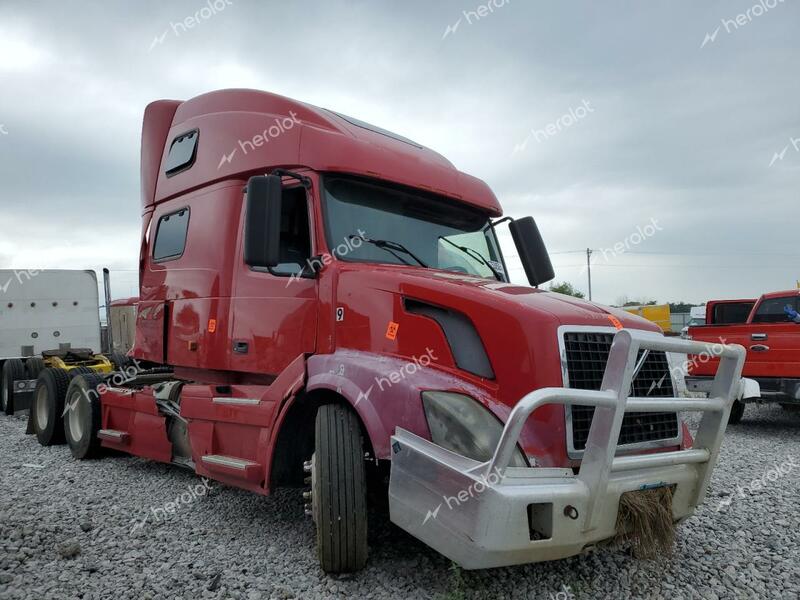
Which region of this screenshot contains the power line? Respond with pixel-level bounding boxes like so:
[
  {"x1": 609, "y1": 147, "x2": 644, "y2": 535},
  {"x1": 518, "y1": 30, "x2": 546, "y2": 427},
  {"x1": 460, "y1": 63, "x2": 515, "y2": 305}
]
[
  {"x1": 553, "y1": 263, "x2": 795, "y2": 270},
  {"x1": 601, "y1": 250, "x2": 800, "y2": 257}
]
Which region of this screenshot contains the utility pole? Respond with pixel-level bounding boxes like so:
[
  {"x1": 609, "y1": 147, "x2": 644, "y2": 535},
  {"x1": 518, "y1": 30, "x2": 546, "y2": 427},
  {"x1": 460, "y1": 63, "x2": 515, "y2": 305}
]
[{"x1": 586, "y1": 248, "x2": 593, "y2": 301}]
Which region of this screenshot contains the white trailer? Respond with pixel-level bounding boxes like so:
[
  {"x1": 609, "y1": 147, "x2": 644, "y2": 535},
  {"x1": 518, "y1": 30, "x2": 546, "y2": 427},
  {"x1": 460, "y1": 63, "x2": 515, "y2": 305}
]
[
  {"x1": 0, "y1": 269, "x2": 102, "y2": 358},
  {"x1": 0, "y1": 269, "x2": 105, "y2": 415}
]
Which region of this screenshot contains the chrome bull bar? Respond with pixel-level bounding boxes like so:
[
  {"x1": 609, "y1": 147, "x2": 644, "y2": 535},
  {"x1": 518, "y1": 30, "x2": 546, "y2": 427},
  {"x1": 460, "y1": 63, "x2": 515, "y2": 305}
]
[{"x1": 388, "y1": 329, "x2": 746, "y2": 569}]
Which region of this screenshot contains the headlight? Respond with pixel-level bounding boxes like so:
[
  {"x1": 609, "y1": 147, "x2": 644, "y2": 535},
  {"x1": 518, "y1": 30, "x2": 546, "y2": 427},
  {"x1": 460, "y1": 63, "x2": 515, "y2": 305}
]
[{"x1": 421, "y1": 391, "x2": 527, "y2": 467}]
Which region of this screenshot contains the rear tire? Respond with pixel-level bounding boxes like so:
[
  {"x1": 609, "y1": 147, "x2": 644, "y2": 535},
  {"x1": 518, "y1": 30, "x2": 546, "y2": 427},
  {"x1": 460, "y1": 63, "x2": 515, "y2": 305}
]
[
  {"x1": 728, "y1": 400, "x2": 745, "y2": 425},
  {"x1": 25, "y1": 358, "x2": 46, "y2": 380},
  {"x1": 312, "y1": 404, "x2": 368, "y2": 573},
  {"x1": 109, "y1": 352, "x2": 131, "y2": 372},
  {"x1": 68, "y1": 366, "x2": 95, "y2": 380},
  {"x1": 2, "y1": 359, "x2": 26, "y2": 415},
  {"x1": 33, "y1": 368, "x2": 70, "y2": 446},
  {"x1": 64, "y1": 373, "x2": 105, "y2": 459}
]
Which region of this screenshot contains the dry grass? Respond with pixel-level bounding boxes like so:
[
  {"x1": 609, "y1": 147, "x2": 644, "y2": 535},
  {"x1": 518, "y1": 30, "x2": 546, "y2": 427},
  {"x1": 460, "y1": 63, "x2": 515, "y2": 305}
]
[{"x1": 614, "y1": 486, "x2": 675, "y2": 559}]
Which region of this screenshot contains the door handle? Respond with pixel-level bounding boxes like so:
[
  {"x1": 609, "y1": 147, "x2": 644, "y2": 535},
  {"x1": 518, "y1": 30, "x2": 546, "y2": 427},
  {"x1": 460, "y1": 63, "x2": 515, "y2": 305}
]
[
  {"x1": 749, "y1": 344, "x2": 769, "y2": 352},
  {"x1": 751, "y1": 333, "x2": 768, "y2": 341},
  {"x1": 233, "y1": 341, "x2": 249, "y2": 354}
]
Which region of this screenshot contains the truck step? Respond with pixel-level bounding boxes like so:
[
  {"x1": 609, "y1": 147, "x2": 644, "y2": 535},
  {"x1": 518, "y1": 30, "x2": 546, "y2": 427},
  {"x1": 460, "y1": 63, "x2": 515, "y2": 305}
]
[
  {"x1": 97, "y1": 429, "x2": 130, "y2": 444},
  {"x1": 201, "y1": 454, "x2": 262, "y2": 481}
]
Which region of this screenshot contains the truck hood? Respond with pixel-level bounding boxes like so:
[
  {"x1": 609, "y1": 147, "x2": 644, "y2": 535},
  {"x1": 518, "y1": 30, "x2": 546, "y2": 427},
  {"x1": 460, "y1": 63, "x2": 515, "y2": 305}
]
[{"x1": 363, "y1": 265, "x2": 659, "y2": 332}]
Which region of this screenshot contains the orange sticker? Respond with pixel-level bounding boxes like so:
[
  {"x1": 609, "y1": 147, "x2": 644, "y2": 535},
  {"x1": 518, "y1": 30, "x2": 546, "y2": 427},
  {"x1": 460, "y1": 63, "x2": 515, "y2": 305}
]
[
  {"x1": 386, "y1": 321, "x2": 399, "y2": 340},
  {"x1": 607, "y1": 315, "x2": 624, "y2": 330},
  {"x1": 208, "y1": 319, "x2": 217, "y2": 333}
]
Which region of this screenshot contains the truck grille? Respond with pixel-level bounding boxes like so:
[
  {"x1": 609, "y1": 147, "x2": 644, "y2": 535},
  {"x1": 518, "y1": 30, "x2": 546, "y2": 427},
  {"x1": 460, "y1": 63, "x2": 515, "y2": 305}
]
[{"x1": 563, "y1": 331, "x2": 679, "y2": 452}]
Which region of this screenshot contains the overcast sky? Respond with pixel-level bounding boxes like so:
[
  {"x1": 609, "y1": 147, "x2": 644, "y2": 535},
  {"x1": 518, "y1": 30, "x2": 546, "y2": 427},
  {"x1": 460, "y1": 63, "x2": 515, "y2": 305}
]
[{"x1": 0, "y1": 0, "x2": 797, "y2": 304}]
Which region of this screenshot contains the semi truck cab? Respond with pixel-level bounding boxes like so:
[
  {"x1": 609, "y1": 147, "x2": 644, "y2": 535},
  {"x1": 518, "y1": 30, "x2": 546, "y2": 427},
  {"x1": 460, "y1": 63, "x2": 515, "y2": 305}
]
[{"x1": 29, "y1": 89, "x2": 745, "y2": 572}]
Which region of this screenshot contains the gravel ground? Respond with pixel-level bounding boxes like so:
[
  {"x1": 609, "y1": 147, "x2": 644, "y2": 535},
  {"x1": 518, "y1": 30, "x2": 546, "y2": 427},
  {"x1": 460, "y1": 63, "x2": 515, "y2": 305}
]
[{"x1": 1, "y1": 405, "x2": 799, "y2": 600}]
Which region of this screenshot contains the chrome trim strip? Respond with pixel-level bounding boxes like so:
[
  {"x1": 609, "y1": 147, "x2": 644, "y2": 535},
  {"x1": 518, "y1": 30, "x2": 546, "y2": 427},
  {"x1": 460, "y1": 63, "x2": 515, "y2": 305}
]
[
  {"x1": 212, "y1": 397, "x2": 261, "y2": 406},
  {"x1": 557, "y1": 324, "x2": 683, "y2": 460},
  {"x1": 201, "y1": 454, "x2": 258, "y2": 470},
  {"x1": 98, "y1": 429, "x2": 127, "y2": 440}
]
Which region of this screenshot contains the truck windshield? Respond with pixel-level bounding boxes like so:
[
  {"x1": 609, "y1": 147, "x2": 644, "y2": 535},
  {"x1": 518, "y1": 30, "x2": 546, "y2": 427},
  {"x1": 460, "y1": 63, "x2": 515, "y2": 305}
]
[{"x1": 322, "y1": 177, "x2": 507, "y2": 281}]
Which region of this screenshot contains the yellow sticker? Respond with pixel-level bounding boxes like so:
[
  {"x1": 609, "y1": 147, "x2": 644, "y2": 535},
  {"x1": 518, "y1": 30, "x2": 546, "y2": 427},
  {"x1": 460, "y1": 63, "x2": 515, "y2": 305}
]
[
  {"x1": 208, "y1": 319, "x2": 217, "y2": 333},
  {"x1": 386, "y1": 321, "x2": 399, "y2": 340}
]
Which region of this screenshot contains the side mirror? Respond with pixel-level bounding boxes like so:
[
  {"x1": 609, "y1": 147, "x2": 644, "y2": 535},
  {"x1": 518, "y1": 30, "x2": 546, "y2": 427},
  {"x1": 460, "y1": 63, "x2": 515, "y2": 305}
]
[
  {"x1": 509, "y1": 216, "x2": 555, "y2": 287},
  {"x1": 244, "y1": 175, "x2": 282, "y2": 268}
]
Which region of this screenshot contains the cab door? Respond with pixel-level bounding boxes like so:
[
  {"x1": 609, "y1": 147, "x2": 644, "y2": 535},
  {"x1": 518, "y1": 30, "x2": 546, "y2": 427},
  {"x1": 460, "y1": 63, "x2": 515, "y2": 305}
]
[
  {"x1": 745, "y1": 295, "x2": 800, "y2": 378},
  {"x1": 229, "y1": 183, "x2": 318, "y2": 377}
]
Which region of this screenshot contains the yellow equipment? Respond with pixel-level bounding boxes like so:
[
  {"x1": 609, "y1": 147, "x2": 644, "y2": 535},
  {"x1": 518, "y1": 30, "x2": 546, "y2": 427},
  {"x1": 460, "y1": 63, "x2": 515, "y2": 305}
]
[
  {"x1": 622, "y1": 304, "x2": 672, "y2": 333},
  {"x1": 44, "y1": 354, "x2": 115, "y2": 374}
]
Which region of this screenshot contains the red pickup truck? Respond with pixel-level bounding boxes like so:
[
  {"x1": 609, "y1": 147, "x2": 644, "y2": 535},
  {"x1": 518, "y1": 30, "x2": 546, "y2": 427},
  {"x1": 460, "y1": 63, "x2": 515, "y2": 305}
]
[{"x1": 687, "y1": 290, "x2": 800, "y2": 423}]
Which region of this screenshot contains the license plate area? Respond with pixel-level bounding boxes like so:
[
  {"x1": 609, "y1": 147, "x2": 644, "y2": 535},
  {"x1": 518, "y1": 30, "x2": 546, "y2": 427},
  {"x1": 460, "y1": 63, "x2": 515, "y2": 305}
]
[{"x1": 615, "y1": 485, "x2": 676, "y2": 558}]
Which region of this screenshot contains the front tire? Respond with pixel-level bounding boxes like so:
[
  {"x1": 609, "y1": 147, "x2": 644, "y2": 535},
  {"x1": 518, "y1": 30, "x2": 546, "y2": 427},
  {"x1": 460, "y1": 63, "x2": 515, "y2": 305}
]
[
  {"x1": 728, "y1": 400, "x2": 745, "y2": 425},
  {"x1": 312, "y1": 404, "x2": 368, "y2": 573},
  {"x1": 2, "y1": 359, "x2": 26, "y2": 415},
  {"x1": 64, "y1": 373, "x2": 105, "y2": 459},
  {"x1": 33, "y1": 368, "x2": 70, "y2": 446}
]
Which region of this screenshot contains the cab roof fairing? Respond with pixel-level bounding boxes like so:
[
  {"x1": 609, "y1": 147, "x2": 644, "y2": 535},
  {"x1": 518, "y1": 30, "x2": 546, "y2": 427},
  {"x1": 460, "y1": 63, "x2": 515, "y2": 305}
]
[{"x1": 140, "y1": 89, "x2": 502, "y2": 216}]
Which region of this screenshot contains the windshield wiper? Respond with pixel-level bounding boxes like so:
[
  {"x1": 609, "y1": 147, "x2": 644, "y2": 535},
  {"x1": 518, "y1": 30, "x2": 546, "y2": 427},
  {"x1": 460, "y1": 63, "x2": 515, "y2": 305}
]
[
  {"x1": 438, "y1": 236, "x2": 504, "y2": 281},
  {"x1": 348, "y1": 234, "x2": 429, "y2": 268}
]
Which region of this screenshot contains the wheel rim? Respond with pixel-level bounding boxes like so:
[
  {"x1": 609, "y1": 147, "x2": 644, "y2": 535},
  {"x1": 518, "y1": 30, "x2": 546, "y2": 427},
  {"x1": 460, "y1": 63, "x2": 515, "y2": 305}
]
[
  {"x1": 35, "y1": 386, "x2": 49, "y2": 431},
  {"x1": 67, "y1": 391, "x2": 85, "y2": 441}
]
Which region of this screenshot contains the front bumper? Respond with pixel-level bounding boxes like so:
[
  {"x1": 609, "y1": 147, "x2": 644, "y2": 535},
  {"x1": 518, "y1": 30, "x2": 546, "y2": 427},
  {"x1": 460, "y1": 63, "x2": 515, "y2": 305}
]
[
  {"x1": 389, "y1": 329, "x2": 745, "y2": 569},
  {"x1": 686, "y1": 375, "x2": 767, "y2": 401}
]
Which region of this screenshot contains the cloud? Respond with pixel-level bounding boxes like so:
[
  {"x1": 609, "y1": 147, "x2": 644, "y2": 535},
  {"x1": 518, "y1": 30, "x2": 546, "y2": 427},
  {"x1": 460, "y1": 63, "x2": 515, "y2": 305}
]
[{"x1": 0, "y1": 0, "x2": 798, "y2": 304}]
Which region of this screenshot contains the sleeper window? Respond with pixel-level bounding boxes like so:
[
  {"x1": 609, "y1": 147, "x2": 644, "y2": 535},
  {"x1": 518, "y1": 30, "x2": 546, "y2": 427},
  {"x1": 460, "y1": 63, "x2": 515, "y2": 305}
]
[{"x1": 153, "y1": 208, "x2": 190, "y2": 261}]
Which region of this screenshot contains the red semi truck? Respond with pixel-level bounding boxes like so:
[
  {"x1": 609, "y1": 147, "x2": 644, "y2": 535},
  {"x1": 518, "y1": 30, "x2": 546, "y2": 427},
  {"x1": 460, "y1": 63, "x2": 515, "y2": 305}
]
[
  {"x1": 16, "y1": 89, "x2": 745, "y2": 572},
  {"x1": 687, "y1": 290, "x2": 800, "y2": 423}
]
